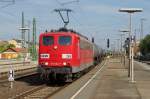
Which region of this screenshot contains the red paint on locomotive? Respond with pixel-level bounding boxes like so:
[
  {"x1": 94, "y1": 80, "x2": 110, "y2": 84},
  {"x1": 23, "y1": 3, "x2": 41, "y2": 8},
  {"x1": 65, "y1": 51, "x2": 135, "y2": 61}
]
[{"x1": 38, "y1": 30, "x2": 96, "y2": 78}]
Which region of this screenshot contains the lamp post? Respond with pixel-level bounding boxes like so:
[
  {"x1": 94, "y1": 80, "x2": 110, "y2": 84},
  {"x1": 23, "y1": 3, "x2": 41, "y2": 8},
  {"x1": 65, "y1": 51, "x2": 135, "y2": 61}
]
[
  {"x1": 19, "y1": 27, "x2": 30, "y2": 48},
  {"x1": 19, "y1": 27, "x2": 30, "y2": 64},
  {"x1": 113, "y1": 39, "x2": 120, "y2": 56},
  {"x1": 119, "y1": 30, "x2": 129, "y2": 66},
  {"x1": 27, "y1": 21, "x2": 31, "y2": 49},
  {"x1": 116, "y1": 39, "x2": 120, "y2": 55},
  {"x1": 119, "y1": 8, "x2": 143, "y2": 83},
  {"x1": 140, "y1": 18, "x2": 146, "y2": 40},
  {"x1": 111, "y1": 43, "x2": 115, "y2": 56},
  {"x1": 118, "y1": 33, "x2": 125, "y2": 63}
]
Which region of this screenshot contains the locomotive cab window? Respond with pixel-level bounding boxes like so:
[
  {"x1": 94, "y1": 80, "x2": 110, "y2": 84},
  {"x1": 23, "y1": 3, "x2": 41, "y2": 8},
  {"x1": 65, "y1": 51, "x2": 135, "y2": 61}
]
[
  {"x1": 43, "y1": 36, "x2": 54, "y2": 46},
  {"x1": 59, "y1": 36, "x2": 72, "y2": 45}
]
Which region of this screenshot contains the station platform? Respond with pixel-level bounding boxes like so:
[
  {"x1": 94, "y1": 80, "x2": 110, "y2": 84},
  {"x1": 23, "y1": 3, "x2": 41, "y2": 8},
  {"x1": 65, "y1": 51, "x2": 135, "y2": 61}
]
[
  {"x1": 50, "y1": 57, "x2": 150, "y2": 99},
  {"x1": 92, "y1": 57, "x2": 150, "y2": 99}
]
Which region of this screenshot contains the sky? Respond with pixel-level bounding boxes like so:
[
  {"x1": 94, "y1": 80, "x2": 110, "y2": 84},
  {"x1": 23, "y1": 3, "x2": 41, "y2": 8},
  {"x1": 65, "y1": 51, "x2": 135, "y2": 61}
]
[{"x1": 0, "y1": 0, "x2": 150, "y2": 49}]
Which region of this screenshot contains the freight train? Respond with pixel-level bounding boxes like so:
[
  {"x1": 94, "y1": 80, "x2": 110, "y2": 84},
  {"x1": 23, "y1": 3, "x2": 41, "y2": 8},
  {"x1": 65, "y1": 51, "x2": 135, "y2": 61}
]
[{"x1": 38, "y1": 28, "x2": 104, "y2": 82}]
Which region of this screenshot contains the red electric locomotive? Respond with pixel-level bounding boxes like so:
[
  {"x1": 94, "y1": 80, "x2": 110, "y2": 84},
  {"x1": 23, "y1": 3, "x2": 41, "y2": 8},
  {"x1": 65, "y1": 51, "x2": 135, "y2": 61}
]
[{"x1": 38, "y1": 28, "x2": 102, "y2": 82}]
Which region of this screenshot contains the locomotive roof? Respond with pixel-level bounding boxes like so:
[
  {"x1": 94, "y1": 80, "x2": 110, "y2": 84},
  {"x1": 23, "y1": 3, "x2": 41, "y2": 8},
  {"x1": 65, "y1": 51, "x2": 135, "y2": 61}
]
[{"x1": 44, "y1": 28, "x2": 89, "y2": 40}]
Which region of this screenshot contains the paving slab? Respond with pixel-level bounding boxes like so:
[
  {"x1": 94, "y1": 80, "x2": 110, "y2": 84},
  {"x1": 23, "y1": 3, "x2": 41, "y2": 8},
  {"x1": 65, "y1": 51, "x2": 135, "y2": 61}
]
[
  {"x1": 93, "y1": 58, "x2": 150, "y2": 99},
  {"x1": 49, "y1": 58, "x2": 150, "y2": 99}
]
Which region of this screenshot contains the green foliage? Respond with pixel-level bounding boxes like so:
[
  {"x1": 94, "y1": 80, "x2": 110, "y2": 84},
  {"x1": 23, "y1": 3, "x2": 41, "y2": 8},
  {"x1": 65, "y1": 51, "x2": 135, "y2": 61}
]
[
  {"x1": 139, "y1": 35, "x2": 150, "y2": 55},
  {"x1": 7, "y1": 44, "x2": 15, "y2": 48},
  {"x1": 0, "y1": 45, "x2": 6, "y2": 52},
  {"x1": 0, "y1": 44, "x2": 15, "y2": 52},
  {"x1": 28, "y1": 45, "x2": 37, "y2": 61}
]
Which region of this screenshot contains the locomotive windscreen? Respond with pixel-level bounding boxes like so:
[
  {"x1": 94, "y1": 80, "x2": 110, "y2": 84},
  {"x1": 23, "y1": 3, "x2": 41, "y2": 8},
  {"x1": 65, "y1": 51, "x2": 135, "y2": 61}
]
[
  {"x1": 43, "y1": 36, "x2": 54, "y2": 46},
  {"x1": 59, "y1": 36, "x2": 72, "y2": 45}
]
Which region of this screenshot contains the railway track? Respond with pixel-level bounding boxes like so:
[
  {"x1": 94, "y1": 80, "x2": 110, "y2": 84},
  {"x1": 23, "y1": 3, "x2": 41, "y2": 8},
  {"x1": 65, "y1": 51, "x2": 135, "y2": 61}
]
[
  {"x1": 0, "y1": 62, "x2": 36, "y2": 70},
  {"x1": 134, "y1": 59, "x2": 150, "y2": 65},
  {"x1": 0, "y1": 61, "x2": 31, "y2": 66},
  {"x1": 12, "y1": 83, "x2": 68, "y2": 99},
  {"x1": 0, "y1": 61, "x2": 38, "y2": 83},
  {"x1": 0, "y1": 59, "x2": 105, "y2": 99},
  {"x1": 3, "y1": 63, "x2": 101, "y2": 99},
  {"x1": 0, "y1": 68, "x2": 70, "y2": 99},
  {"x1": 0, "y1": 68, "x2": 37, "y2": 83}
]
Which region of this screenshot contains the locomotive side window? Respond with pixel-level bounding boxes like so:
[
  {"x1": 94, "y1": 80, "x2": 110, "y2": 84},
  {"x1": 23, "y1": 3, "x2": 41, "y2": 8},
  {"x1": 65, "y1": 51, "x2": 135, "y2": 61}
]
[
  {"x1": 80, "y1": 38, "x2": 93, "y2": 50},
  {"x1": 59, "y1": 36, "x2": 72, "y2": 45},
  {"x1": 43, "y1": 36, "x2": 54, "y2": 46}
]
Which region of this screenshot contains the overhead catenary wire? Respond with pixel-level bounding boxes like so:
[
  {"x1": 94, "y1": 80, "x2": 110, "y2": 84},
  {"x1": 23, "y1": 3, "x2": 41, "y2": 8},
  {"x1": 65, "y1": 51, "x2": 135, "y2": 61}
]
[
  {"x1": 0, "y1": 0, "x2": 14, "y2": 2},
  {"x1": 60, "y1": 0, "x2": 79, "y2": 6},
  {"x1": 54, "y1": 0, "x2": 87, "y2": 30},
  {"x1": 54, "y1": 8, "x2": 72, "y2": 28},
  {"x1": 0, "y1": 9, "x2": 16, "y2": 17},
  {"x1": 0, "y1": 0, "x2": 15, "y2": 8},
  {"x1": 54, "y1": 0, "x2": 105, "y2": 37},
  {"x1": 54, "y1": 0, "x2": 79, "y2": 6}
]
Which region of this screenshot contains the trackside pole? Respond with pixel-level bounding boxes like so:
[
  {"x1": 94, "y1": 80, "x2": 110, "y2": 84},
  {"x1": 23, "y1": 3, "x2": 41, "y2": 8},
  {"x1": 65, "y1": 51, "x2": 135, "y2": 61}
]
[
  {"x1": 8, "y1": 65, "x2": 15, "y2": 89},
  {"x1": 131, "y1": 37, "x2": 135, "y2": 83}
]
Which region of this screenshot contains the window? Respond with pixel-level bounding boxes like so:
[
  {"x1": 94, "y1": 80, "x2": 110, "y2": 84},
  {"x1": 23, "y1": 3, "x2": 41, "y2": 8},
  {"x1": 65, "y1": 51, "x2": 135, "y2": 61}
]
[
  {"x1": 43, "y1": 36, "x2": 54, "y2": 46},
  {"x1": 59, "y1": 36, "x2": 72, "y2": 45}
]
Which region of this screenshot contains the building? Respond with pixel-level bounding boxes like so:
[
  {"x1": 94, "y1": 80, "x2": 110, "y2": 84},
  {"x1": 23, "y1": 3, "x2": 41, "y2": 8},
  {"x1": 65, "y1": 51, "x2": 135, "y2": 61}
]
[
  {"x1": 0, "y1": 48, "x2": 28, "y2": 59},
  {"x1": 8, "y1": 39, "x2": 22, "y2": 48}
]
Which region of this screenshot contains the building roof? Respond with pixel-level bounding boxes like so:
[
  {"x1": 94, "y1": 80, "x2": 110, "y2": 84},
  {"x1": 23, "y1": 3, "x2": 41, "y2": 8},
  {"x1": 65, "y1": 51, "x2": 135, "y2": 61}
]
[{"x1": 2, "y1": 48, "x2": 28, "y2": 53}]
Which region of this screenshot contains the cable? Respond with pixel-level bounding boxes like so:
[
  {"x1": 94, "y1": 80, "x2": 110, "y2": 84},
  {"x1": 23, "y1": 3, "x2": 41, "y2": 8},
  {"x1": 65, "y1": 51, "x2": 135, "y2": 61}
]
[
  {"x1": 55, "y1": 0, "x2": 62, "y2": 6},
  {"x1": 0, "y1": 0, "x2": 15, "y2": 8},
  {"x1": 0, "y1": 10, "x2": 16, "y2": 17},
  {"x1": 54, "y1": 8, "x2": 72, "y2": 28},
  {"x1": 54, "y1": 0, "x2": 79, "y2": 6},
  {"x1": 0, "y1": 0, "x2": 14, "y2": 2},
  {"x1": 61, "y1": 0, "x2": 79, "y2": 6},
  {"x1": 70, "y1": 12, "x2": 82, "y2": 27}
]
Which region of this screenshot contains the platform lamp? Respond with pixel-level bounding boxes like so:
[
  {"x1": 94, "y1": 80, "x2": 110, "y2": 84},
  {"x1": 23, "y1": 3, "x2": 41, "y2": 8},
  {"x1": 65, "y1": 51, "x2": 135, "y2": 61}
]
[
  {"x1": 140, "y1": 18, "x2": 146, "y2": 40},
  {"x1": 119, "y1": 30, "x2": 129, "y2": 66},
  {"x1": 19, "y1": 27, "x2": 30, "y2": 63},
  {"x1": 19, "y1": 27, "x2": 30, "y2": 48},
  {"x1": 119, "y1": 8, "x2": 143, "y2": 83}
]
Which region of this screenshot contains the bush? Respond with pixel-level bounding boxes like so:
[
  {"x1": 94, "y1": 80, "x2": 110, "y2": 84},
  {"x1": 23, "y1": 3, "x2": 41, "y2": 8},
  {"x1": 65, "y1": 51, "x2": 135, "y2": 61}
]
[{"x1": 139, "y1": 35, "x2": 150, "y2": 55}]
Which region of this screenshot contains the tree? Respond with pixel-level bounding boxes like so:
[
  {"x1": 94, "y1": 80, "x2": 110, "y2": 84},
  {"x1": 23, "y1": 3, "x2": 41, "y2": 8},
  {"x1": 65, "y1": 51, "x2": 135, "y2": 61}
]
[
  {"x1": 7, "y1": 44, "x2": 15, "y2": 48},
  {"x1": 139, "y1": 35, "x2": 150, "y2": 55},
  {"x1": 0, "y1": 44, "x2": 15, "y2": 52},
  {"x1": 0, "y1": 45, "x2": 6, "y2": 52}
]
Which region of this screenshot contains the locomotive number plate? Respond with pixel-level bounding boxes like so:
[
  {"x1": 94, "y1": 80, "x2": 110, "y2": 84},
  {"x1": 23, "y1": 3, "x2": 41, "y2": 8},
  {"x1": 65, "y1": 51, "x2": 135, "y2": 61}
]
[
  {"x1": 62, "y1": 54, "x2": 72, "y2": 59},
  {"x1": 40, "y1": 54, "x2": 49, "y2": 58}
]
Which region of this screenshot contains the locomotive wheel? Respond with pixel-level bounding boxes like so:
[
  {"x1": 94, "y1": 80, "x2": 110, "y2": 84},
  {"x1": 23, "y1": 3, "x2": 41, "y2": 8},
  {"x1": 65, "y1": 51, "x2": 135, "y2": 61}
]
[
  {"x1": 65, "y1": 74, "x2": 73, "y2": 82},
  {"x1": 73, "y1": 72, "x2": 81, "y2": 79},
  {"x1": 56, "y1": 74, "x2": 65, "y2": 82},
  {"x1": 39, "y1": 73, "x2": 46, "y2": 82},
  {"x1": 48, "y1": 73, "x2": 57, "y2": 83}
]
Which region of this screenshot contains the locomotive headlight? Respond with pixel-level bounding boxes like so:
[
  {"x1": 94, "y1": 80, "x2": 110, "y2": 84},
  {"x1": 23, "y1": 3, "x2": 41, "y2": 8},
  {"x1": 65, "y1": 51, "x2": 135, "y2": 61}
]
[
  {"x1": 63, "y1": 62, "x2": 67, "y2": 66},
  {"x1": 62, "y1": 54, "x2": 72, "y2": 59},
  {"x1": 54, "y1": 46, "x2": 58, "y2": 50},
  {"x1": 45, "y1": 62, "x2": 48, "y2": 65}
]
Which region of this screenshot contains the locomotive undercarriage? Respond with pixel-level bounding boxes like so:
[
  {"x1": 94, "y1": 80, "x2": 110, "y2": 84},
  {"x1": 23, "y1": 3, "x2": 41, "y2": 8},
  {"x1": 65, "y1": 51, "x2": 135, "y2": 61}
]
[{"x1": 39, "y1": 66, "x2": 74, "y2": 82}]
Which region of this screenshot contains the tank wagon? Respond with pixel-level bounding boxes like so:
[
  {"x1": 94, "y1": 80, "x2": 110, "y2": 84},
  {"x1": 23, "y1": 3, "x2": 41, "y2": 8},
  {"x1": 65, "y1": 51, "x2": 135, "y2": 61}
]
[{"x1": 38, "y1": 28, "x2": 103, "y2": 82}]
